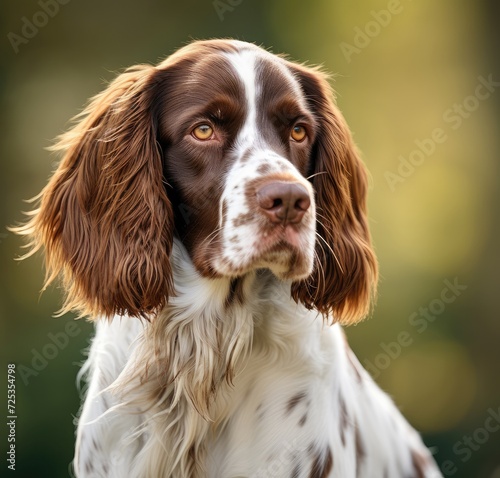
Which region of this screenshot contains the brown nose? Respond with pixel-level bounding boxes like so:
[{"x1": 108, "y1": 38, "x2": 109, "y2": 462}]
[{"x1": 256, "y1": 182, "x2": 311, "y2": 225}]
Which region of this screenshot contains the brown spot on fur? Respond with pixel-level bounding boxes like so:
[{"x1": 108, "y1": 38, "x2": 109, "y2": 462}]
[
  {"x1": 257, "y1": 163, "x2": 272, "y2": 175},
  {"x1": 354, "y1": 424, "x2": 365, "y2": 472},
  {"x1": 233, "y1": 212, "x2": 254, "y2": 228},
  {"x1": 411, "y1": 449, "x2": 428, "y2": 478},
  {"x1": 309, "y1": 447, "x2": 333, "y2": 478},
  {"x1": 299, "y1": 412, "x2": 308, "y2": 426},
  {"x1": 239, "y1": 148, "x2": 252, "y2": 164},
  {"x1": 339, "y1": 394, "x2": 349, "y2": 446},
  {"x1": 286, "y1": 391, "x2": 307, "y2": 414}
]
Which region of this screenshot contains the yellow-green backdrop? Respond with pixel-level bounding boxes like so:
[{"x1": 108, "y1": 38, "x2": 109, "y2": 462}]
[{"x1": 1, "y1": 1, "x2": 499, "y2": 476}]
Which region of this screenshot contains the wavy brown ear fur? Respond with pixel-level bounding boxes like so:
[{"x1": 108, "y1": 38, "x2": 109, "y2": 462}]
[
  {"x1": 12, "y1": 65, "x2": 174, "y2": 319},
  {"x1": 289, "y1": 64, "x2": 378, "y2": 325}
]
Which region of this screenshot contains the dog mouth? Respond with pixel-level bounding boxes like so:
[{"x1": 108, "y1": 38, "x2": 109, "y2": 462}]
[
  {"x1": 255, "y1": 229, "x2": 314, "y2": 279},
  {"x1": 258, "y1": 223, "x2": 306, "y2": 250},
  {"x1": 210, "y1": 222, "x2": 315, "y2": 280}
]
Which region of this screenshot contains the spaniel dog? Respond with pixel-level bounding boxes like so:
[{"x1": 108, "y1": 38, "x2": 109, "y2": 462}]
[{"x1": 15, "y1": 39, "x2": 442, "y2": 477}]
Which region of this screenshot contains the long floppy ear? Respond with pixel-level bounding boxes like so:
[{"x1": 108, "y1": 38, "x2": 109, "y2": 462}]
[
  {"x1": 290, "y1": 64, "x2": 378, "y2": 325},
  {"x1": 13, "y1": 65, "x2": 174, "y2": 320}
]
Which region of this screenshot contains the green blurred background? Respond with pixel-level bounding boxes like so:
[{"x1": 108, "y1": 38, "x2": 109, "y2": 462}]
[{"x1": 1, "y1": 1, "x2": 499, "y2": 476}]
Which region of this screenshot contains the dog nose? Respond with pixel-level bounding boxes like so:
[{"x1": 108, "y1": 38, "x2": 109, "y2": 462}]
[{"x1": 256, "y1": 182, "x2": 311, "y2": 225}]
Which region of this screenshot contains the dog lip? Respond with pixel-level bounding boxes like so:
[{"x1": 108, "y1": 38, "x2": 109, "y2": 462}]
[{"x1": 258, "y1": 224, "x2": 307, "y2": 250}]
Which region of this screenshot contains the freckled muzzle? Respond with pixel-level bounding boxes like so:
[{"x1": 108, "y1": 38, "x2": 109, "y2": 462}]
[{"x1": 215, "y1": 155, "x2": 317, "y2": 280}]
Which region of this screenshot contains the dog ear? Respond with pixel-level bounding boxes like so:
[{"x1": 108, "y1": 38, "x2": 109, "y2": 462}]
[
  {"x1": 13, "y1": 65, "x2": 174, "y2": 320},
  {"x1": 289, "y1": 64, "x2": 378, "y2": 325}
]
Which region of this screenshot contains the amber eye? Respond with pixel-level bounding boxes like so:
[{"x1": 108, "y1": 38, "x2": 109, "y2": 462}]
[
  {"x1": 192, "y1": 124, "x2": 214, "y2": 140},
  {"x1": 291, "y1": 124, "x2": 307, "y2": 142}
]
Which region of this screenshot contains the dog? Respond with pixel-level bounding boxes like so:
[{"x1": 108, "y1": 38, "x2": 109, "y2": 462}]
[{"x1": 14, "y1": 39, "x2": 442, "y2": 477}]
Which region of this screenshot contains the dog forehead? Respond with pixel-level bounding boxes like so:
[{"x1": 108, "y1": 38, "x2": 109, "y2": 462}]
[
  {"x1": 160, "y1": 40, "x2": 307, "y2": 117},
  {"x1": 223, "y1": 45, "x2": 305, "y2": 104},
  {"x1": 184, "y1": 52, "x2": 244, "y2": 96}
]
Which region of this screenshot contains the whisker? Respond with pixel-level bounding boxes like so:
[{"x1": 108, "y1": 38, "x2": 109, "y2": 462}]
[
  {"x1": 315, "y1": 231, "x2": 344, "y2": 275},
  {"x1": 204, "y1": 225, "x2": 224, "y2": 246},
  {"x1": 312, "y1": 247, "x2": 326, "y2": 297},
  {"x1": 314, "y1": 211, "x2": 331, "y2": 226},
  {"x1": 306, "y1": 171, "x2": 328, "y2": 181}
]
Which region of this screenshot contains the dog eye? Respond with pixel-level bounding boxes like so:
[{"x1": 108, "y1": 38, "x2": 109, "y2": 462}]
[
  {"x1": 192, "y1": 124, "x2": 214, "y2": 140},
  {"x1": 291, "y1": 125, "x2": 307, "y2": 142}
]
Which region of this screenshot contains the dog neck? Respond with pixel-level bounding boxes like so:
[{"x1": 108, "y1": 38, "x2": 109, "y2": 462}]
[{"x1": 113, "y1": 240, "x2": 318, "y2": 477}]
